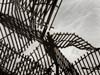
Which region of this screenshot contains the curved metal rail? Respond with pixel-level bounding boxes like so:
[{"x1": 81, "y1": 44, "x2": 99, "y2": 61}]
[
  {"x1": 0, "y1": 0, "x2": 62, "y2": 38},
  {"x1": 74, "y1": 49, "x2": 100, "y2": 75},
  {"x1": 52, "y1": 32, "x2": 95, "y2": 50},
  {"x1": 0, "y1": 40, "x2": 79, "y2": 75}
]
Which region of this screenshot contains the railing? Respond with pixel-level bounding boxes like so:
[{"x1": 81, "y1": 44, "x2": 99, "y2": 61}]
[
  {"x1": 0, "y1": 0, "x2": 62, "y2": 38},
  {"x1": 1, "y1": 0, "x2": 99, "y2": 75},
  {"x1": 74, "y1": 49, "x2": 100, "y2": 75},
  {"x1": 0, "y1": 24, "x2": 33, "y2": 53},
  {"x1": 0, "y1": 0, "x2": 62, "y2": 52},
  {"x1": 52, "y1": 32, "x2": 95, "y2": 50},
  {"x1": 0, "y1": 41, "x2": 69, "y2": 75},
  {"x1": 0, "y1": 42, "x2": 52, "y2": 75}
]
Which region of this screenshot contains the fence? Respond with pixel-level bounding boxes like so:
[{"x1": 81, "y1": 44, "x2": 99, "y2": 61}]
[
  {"x1": 74, "y1": 49, "x2": 100, "y2": 75},
  {"x1": 52, "y1": 32, "x2": 95, "y2": 50}
]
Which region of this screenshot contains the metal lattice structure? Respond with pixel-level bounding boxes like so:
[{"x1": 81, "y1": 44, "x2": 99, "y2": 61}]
[
  {"x1": 74, "y1": 48, "x2": 100, "y2": 75},
  {"x1": 0, "y1": 0, "x2": 99, "y2": 75}
]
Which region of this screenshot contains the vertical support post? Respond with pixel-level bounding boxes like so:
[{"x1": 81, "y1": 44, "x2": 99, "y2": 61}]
[{"x1": 56, "y1": 63, "x2": 59, "y2": 75}]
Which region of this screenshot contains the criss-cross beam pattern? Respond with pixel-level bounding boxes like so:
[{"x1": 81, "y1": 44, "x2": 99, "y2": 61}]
[
  {"x1": 44, "y1": 46, "x2": 79, "y2": 75},
  {"x1": 0, "y1": 41, "x2": 73, "y2": 75},
  {"x1": 0, "y1": 12, "x2": 42, "y2": 41},
  {"x1": 52, "y1": 32, "x2": 95, "y2": 50},
  {"x1": 74, "y1": 49, "x2": 100, "y2": 75},
  {"x1": 0, "y1": 0, "x2": 62, "y2": 39},
  {"x1": 0, "y1": 0, "x2": 62, "y2": 53},
  {"x1": 42, "y1": 32, "x2": 79, "y2": 75},
  {"x1": 0, "y1": 23, "x2": 34, "y2": 53},
  {"x1": 0, "y1": 41, "x2": 20, "y2": 75},
  {"x1": 0, "y1": 42, "x2": 45, "y2": 75},
  {"x1": 0, "y1": 12, "x2": 34, "y2": 40},
  {"x1": 15, "y1": 44, "x2": 55, "y2": 75},
  {"x1": 1, "y1": 0, "x2": 99, "y2": 75}
]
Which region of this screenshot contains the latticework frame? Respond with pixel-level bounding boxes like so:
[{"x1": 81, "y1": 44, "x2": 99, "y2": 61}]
[
  {"x1": 0, "y1": 0, "x2": 77, "y2": 75},
  {"x1": 74, "y1": 49, "x2": 100, "y2": 75},
  {"x1": 0, "y1": 0, "x2": 100, "y2": 75}
]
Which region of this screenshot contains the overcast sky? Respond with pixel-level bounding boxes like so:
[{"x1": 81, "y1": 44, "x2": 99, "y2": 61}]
[{"x1": 52, "y1": 0, "x2": 100, "y2": 62}]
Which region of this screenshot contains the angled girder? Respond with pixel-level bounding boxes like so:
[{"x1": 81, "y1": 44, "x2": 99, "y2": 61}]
[
  {"x1": 43, "y1": 32, "x2": 79, "y2": 75},
  {"x1": 52, "y1": 32, "x2": 95, "y2": 50}
]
